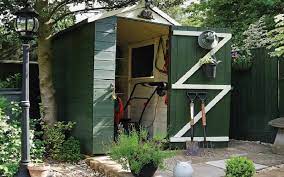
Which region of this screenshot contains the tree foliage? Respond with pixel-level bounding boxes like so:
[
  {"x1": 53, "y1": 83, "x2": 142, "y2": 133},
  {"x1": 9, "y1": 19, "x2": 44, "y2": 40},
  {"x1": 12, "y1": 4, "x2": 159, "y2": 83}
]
[
  {"x1": 268, "y1": 14, "x2": 284, "y2": 57},
  {"x1": 243, "y1": 16, "x2": 271, "y2": 49},
  {"x1": 182, "y1": 0, "x2": 284, "y2": 47}
]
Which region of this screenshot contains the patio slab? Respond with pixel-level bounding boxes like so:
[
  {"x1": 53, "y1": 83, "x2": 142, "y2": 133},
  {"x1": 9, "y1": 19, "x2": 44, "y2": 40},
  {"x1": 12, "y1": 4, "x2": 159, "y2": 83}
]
[{"x1": 206, "y1": 159, "x2": 267, "y2": 171}]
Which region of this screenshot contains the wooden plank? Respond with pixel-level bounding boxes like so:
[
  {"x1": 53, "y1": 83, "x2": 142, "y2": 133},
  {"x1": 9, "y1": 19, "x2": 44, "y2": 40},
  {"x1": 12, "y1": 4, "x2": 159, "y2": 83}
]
[
  {"x1": 93, "y1": 88, "x2": 113, "y2": 100},
  {"x1": 94, "y1": 51, "x2": 116, "y2": 61},
  {"x1": 95, "y1": 32, "x2": 117, "y2": 42},
  {"x1": 93, "y1": 126, "x2": 114, "y2": 154},
  {"x1": 94, "y1": 70, "x2": 115, "y2": 80},
  {"x1": 94, "y1": 79, "x2": 115, "y2": 89},
  {"x1": 95, "y1": 23, "x2": 116, "y2": 33},
  {"x1": 93, "y1": 117, "x2": 114, "y2": 126},
  {"x1": 94, "y1": 60, "x2": 116, "y2": 70},
  {"x1": 94, "y1": 41, "x2": 116, "y2": 52}
]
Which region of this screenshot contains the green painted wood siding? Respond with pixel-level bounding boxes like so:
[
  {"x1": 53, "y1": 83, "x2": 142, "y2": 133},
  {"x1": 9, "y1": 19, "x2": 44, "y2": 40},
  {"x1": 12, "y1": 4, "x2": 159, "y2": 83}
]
[
  {"x1": 52, "y1": 23, "x2": 95, "y2": 154},
  {"x1": 279, "y1": 58, "x2": 284, "y2": 117},
  {"x1": 169, "y1": 26, "x2": 231, "y2": 142},
  {"x1": 230, "y1": 48, "x2": 278, "y2": 143},
  {"x1": 93, "y1": 17, "x2": 117, "y2": 154}
]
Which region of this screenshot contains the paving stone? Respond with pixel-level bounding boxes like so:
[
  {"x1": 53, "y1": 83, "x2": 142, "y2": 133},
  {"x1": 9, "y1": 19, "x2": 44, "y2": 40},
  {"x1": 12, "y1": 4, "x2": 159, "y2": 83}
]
[
  {"x1": 192, "y1": 164, "x2": 225, "y2": 177},
  {"x1": 206, "y1": 159, "x2": 267, "y2": 171}
]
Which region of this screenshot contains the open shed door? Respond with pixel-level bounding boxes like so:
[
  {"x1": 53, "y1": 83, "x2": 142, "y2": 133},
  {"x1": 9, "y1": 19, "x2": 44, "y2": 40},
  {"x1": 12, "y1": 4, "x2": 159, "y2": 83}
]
[
  {"x1": 168, "y1": 26, "x2": 232, "y2": 144},
  {"x1": 93, "y1": 17, "x2": 117, "y2": 154}
]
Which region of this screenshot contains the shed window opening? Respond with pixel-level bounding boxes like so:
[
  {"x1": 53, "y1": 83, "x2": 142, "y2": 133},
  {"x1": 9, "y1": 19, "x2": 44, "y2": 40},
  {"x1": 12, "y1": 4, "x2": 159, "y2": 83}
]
[{"x1": 131, "y1": 44, "x2": 154, "y2": 78}]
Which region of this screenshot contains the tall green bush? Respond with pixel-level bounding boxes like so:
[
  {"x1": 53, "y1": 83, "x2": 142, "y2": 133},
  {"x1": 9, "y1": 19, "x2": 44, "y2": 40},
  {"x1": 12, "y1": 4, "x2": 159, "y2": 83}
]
[
  {"x1": 225, "y1": 156, "x2": 256, "y2": 177},
  {"x1": 0, "y1": 108, "x2": 21, "y2": 177},
  {"x1": 0, "y1": 98, "x2": 45, "y2": 177}
]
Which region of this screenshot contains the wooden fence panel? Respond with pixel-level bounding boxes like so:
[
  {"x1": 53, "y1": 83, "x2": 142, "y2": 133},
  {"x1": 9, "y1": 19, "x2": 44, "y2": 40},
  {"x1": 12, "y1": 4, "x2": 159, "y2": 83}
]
[{"x1": 230, "y1": 48, "x2": 278, "y2": 143}]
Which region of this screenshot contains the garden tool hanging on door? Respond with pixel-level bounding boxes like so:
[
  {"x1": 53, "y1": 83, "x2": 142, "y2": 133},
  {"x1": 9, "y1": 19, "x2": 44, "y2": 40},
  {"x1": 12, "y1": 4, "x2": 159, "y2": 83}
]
[
  {"x1": 198, "y1": 92, "x2": 212, "y2": 149},
  {"x1": 185, "y1": 92, "x2": 200, "y2": 156}
]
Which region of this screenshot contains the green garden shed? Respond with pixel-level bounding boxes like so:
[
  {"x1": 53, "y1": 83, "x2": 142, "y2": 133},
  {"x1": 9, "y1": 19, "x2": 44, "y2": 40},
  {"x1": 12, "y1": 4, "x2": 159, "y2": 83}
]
[{"x1": 52, "y1": 1, "x2": 232, "y2": 154}]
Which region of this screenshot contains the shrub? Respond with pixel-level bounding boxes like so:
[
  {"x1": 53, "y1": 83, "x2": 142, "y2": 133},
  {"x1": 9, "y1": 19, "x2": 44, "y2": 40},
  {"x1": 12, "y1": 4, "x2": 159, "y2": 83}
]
[
  {"x1": 225, "y1": 156, "x2": 256, "y2": 177},
  {"x1": 0, "y1": 98, "x2": 44, "y2": 177},
  {"x1": 43, "y1": 121, "x2": 81, "y2": 162},
  {"x1": 109, "y1": 129, "x2": 173, "y2": 174},
  {"x1": 59, "y1": 137, "x2": 81, "y2": 162},
  {"x1": 0, "y1": 73, "x2": 21, "y2": 89},
  {"x1": 0, "y1": 108, "x2": 21, "y2": 177}
]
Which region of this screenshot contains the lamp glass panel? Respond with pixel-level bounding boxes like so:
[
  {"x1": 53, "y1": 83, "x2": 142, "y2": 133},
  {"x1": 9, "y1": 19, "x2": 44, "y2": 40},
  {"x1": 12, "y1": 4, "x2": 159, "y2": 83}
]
[
  {"x1": 27, "y1": 17, "x2": 34, "y2": 31},
  {"x1": 16, "y1": 16, "x2": 27, "y2": 32}
]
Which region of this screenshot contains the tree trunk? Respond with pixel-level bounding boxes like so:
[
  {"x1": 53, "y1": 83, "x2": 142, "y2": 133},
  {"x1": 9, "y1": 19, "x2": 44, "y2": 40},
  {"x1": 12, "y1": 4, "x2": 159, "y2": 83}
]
[{"x1": 37, "y1": 22, "x2": 57, "y2": 125}]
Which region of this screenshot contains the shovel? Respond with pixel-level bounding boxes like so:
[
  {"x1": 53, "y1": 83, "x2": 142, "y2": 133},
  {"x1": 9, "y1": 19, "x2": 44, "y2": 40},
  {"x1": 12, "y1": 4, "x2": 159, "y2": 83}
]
[{"x1": 185, "y1": 92, "x2": 199, "y2": 156}]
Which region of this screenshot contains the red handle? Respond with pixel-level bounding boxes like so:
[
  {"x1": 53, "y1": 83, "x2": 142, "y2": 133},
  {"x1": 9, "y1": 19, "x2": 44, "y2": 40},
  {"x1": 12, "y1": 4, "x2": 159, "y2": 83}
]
[{"x1": 201, "y1": 103, "x2": 206, "y2": 126}]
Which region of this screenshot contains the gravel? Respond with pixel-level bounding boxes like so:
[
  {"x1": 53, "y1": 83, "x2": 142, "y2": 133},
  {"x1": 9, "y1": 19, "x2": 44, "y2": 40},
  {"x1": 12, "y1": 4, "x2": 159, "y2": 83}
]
[{"x1": 47, "y1": 160, "x2": 105, "y2": 177}]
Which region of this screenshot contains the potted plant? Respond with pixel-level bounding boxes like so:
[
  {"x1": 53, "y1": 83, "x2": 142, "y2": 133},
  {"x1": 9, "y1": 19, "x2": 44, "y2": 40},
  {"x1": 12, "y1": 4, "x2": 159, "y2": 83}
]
[
  {"x1": 28, "y1": 162, "x2": 50, "y2": 177},
  {"x1": 109, "y1": 129, "x2": 173, "y2": 177},
  {"x1": 199, "y1": 54, "x2": 221, "y2": 79},
  {"x1": 232, "y1": 50, "x2": 253, "y2": 71}
]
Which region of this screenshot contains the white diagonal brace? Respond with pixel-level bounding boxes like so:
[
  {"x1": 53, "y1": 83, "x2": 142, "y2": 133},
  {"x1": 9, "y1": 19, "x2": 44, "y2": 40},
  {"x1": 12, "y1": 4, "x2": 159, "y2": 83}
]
[
  {"x1": 170, "y1": 136, "x2": 229, "y2": 142},
  {"x1": 172, "y1": 62, "x2": 201, "y2": 88},
  {"x1": 173, "y1": 85, "x2": 231, "y2": 138}
]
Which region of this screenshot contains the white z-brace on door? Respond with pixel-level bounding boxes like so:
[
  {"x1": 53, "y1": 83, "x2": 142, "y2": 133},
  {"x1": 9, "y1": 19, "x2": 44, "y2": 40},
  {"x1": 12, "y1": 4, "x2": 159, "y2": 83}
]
[{"x1": 170, "y1": 30, "x2": 232, "y2": 143}]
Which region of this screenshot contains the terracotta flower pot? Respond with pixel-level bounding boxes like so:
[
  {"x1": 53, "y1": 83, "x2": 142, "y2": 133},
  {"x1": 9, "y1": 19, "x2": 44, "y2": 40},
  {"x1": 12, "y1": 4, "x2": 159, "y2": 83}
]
[{"x1": 27, "y1": 163, "x2": 50, "y2": 177}]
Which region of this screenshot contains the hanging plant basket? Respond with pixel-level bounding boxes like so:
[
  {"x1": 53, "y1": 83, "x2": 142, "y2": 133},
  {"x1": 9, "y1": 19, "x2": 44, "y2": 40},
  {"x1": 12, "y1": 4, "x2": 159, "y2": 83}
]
[
  {"x1": 202, "y1": 63, "x2": 217, "y2": 79},
  {"x1": 199, "y1": 54, "x2": 221, "y2": 79}
]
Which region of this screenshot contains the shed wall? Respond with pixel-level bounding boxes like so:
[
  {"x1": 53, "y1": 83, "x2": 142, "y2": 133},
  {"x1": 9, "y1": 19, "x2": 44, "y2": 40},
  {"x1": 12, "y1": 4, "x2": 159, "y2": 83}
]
[
  {"x1": 52, "y1": 23, "x2": 95, "y2": 154},
  {"x1": 93, "y1": 17, "x2": 117, "y2": 154}
]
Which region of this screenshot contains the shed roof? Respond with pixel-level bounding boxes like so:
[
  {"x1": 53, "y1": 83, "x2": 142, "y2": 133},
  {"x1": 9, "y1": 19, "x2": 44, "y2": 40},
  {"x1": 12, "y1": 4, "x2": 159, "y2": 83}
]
[
  {"x1": 87, "y1": 2, "x2": 181, "y2": 26},
  {"x1": 53, "y1": 2, "x2": 180, "y2": 39}
]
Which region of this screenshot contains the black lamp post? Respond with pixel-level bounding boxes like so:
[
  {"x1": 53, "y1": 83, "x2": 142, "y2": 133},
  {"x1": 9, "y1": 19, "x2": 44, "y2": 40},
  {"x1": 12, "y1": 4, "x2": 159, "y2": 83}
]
[{"x1": 14, "y1": 2, "x2": 39, "y2": 177}]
